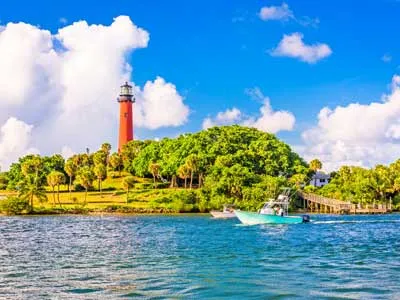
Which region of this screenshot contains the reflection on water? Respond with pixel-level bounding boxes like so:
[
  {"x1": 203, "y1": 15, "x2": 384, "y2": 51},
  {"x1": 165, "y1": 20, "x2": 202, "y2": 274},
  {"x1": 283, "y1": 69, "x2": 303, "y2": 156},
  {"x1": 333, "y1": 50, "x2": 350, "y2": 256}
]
[{"x1": 0, "y1": 214, "x2": 400, "y2": 299}]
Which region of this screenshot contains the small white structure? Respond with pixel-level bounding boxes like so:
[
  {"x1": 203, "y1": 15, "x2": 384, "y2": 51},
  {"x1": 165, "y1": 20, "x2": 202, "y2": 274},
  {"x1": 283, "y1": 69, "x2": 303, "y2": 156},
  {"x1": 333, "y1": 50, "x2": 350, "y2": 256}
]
[{"x1": 310, "y1": 172, "x2": 330, "y2": 187}]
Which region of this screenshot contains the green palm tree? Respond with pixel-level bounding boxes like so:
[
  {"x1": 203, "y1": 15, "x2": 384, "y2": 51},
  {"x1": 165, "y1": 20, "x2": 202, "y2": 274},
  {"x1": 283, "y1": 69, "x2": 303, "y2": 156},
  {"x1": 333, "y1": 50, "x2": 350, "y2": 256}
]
[
  {"x1": 94, "y1": 163, "x2": 107, "y2": 197},
  {"x1": 65, "y1": 159, "x2": 77, "y2": 201},
  {"x1": 122, "y1": 176, "x2": 136, "y2": 203},
  {"x1": 309, "y1": 159, "x2": 323, "y2": 186},
  {"x1": 47, "y1": 172, "x2": 58, "y2": 205},
  {"x1": 185, "y1": 154, "x2": 199, "y2": 189},
  {"x1": 47, "y1": 171, "x2": 66, "y2": 207},
  {"x1": 19, "y1": 178, "x2": 47, "y2": 212},
  {"x1": 109, "y1": 153, "x2": 123, "y2": 176},
  {"x1": 101, "y1": 143, "x2": 112, "y2": 166},
  {"x1": 20, "y1": 156, "x2": 45, "y2": 211},
  {"x1": 76, "y1": 166, "x2": 95, "y2": 203},
  {"x1": 177, "y1": 164, "x2": 190, "y2": 189},
  {"x1": 55, "y1": 172, "x2": 66, "y2": 206},
  {"x1": 148, "y1": 162, "x2": 160, "y2": 188}
]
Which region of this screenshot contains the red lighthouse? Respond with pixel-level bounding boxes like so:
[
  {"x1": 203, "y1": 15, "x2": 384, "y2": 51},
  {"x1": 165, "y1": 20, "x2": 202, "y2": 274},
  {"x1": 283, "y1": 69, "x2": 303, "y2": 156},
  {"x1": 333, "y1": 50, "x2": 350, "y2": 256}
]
[{"x1": 118, "y1": 82, "x2": 135, "y2": 152}]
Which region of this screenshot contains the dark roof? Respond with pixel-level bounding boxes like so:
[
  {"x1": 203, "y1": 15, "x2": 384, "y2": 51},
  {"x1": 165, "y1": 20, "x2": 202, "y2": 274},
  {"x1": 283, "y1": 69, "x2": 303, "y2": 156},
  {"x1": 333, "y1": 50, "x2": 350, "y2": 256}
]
[{"x1": 312, "y1": 171, "x2": 330, "y2": 180}]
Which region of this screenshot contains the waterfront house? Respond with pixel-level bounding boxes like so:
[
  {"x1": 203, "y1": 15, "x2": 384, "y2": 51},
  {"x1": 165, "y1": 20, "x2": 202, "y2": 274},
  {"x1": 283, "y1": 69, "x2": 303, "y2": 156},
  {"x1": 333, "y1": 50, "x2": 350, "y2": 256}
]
[{"x1": 310, "y1": 172, "x2": 330, "y2": 187}]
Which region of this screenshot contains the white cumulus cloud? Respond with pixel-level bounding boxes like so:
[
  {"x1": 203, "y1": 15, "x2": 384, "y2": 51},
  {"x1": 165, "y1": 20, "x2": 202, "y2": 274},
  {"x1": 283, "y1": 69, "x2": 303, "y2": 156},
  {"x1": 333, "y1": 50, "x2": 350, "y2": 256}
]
[
  {"x1": 202, "y1": 108, "x2": 241, "y2": 129},
  {"x1": 0, "y1": 118, "x2": 39, "y2": 170},
  {"x1": 0, "y1": 16, "x2": 190, "y2": 170},
  {"x1": 258, "y1": 3, "x2": 319, "y2": 27},
  {"x1": 299, "y1": 75, "x2": 400, "y2": 171},
  {"x1": 134, "y1": 77, "x2": 190, "y2": 130},
  {"x1": 202, "y1": 88, "x2": 295, "y2": 134},
  {"x1": 271, "y1": 32, "x2": 332, "y2": 63},
  {"x1": 259, "y1": 3, "x2": 293, "y2": 21}
]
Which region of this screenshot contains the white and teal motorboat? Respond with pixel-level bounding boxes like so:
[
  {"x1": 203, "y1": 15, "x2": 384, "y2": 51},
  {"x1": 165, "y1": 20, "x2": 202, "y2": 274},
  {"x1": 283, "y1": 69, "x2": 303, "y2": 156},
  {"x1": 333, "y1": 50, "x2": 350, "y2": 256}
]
[{"x1": 234, "y1": 188, "x2": 310, "y2": 225}]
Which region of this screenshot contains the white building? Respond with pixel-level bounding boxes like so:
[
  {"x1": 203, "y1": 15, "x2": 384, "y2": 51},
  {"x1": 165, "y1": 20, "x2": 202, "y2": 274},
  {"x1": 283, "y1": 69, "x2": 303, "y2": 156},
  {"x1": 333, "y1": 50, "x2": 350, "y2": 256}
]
[{"x1": 310, "y1": 172, "x2": 330, "y2": 187}]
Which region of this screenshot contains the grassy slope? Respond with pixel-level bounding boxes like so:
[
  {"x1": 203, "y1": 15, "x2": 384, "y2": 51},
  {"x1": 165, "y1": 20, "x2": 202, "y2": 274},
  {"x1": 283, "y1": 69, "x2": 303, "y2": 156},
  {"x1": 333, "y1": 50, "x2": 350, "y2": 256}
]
[{"x1": 26, "y1": 175, "x2": 190, "y2": 213}]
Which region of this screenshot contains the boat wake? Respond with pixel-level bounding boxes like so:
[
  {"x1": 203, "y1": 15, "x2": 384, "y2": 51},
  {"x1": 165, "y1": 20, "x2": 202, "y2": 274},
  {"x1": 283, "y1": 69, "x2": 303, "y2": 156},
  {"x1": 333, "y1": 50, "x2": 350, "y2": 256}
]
[{"x1": 313, "y1": 219, "x2": 400, "y2": 225}]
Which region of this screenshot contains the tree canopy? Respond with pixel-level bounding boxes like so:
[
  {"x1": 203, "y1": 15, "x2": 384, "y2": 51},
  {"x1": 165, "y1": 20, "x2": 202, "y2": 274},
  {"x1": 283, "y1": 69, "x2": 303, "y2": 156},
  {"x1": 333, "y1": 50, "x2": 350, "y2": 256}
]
[{"x1": 3, "y1": 125, "x2": 399, "y2": 213}]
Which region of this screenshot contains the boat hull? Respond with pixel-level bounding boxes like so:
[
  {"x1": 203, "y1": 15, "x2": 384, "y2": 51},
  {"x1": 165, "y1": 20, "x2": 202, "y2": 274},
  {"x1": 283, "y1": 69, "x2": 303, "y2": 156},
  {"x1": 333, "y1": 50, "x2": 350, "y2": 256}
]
[
  {"x1": 210, "y1": 211, "x2": 236, "y2": 219},
  {"x1": 234, "y1": 210, "x2": 304, "y2": 225}
]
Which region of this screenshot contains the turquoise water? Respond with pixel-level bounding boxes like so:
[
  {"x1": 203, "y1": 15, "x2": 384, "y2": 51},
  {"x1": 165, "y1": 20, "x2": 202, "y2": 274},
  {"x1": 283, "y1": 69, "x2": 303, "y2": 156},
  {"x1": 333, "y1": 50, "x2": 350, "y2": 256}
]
[{"x1": 1, "y1": 214, "x2": 400, "y2": 299}]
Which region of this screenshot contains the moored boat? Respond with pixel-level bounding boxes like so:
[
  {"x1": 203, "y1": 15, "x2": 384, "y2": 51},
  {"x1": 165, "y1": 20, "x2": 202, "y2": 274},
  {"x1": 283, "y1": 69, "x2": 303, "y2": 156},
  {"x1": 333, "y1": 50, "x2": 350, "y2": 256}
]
[
  {"x1": 234, "y1": 188, "x2": 310, "y2": 225},
  {"x1": 210, "y1": 204, "x2": 236, "y2": 219}
]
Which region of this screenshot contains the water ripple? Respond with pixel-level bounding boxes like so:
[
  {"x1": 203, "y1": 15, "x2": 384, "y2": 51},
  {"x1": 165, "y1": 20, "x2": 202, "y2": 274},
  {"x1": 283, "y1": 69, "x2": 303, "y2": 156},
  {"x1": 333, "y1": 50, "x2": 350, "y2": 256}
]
[{"x1": 0, "y1": 214, "x2": 400, "y2": 299}]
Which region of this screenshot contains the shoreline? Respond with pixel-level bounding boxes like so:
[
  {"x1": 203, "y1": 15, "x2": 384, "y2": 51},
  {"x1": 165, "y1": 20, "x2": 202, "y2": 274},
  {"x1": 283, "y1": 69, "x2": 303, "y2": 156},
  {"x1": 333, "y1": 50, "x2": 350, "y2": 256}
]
[{"x1": 1, "y1": 209, "x2": 395, "y2": 217}]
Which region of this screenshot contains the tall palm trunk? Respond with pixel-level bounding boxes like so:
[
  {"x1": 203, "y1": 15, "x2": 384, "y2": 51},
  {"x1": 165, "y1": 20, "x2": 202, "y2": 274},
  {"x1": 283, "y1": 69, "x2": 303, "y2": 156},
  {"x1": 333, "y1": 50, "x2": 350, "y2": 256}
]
[
  {"x1": 100, "y1": 180, "x2": 103, "y2": 198},
  {"x1": 153, "y1": 174, "x2": 156, "y2": 189},
  {"x1": 52, "y1": 186, "x2": 56, "y2": 205},
  {"x1": 57, "y1": 184, "x2": 61, "y2": 207},
  {"x1": 68, "y1": 176, "x2": 72, "y2": 201},
  {"x1": 190, "y1": 171, "x2": 193, "y2": 189},
  {"x1": 184, "y1": 177, "x2": 187, "y2": 189},
  {"x1": 199, "y1": 173, "x2": 203, "y2": 188},
  {"x1": 170, "y1": 175, "x2": 177, "y2": 188}
]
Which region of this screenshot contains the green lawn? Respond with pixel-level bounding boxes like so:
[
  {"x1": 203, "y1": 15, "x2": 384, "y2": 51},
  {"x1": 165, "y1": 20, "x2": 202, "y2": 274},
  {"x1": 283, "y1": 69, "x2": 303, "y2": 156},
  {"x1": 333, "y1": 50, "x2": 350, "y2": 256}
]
[{"x1": 1, "y1": 175, "x2": 200, "y2": 214}]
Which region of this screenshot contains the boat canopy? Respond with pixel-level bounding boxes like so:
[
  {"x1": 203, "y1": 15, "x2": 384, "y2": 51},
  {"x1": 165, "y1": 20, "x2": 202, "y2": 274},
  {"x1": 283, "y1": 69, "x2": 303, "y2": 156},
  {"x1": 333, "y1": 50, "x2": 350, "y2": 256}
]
[{"x1": 260, "y1": 188, "x2": 292, "y2": 216}]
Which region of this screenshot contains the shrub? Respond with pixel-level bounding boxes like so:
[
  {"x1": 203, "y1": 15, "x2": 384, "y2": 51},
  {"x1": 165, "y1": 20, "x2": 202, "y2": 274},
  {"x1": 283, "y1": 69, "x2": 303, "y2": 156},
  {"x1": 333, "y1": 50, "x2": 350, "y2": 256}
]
[
  {"x1": 155, "y1": 182, "x2": 169, "y2": 189},
  {"x1": 134, "y1": 183, "x2": 152, "y2": 190},
  {"x1": 73, "y1": 183, "x2": 85, "y2": 191},
  {"x1": 0, "y1": 196, "x2": 30, "y2": 215},
  {"x1": 73, "y1": 183, "x2": 94, "y2": 192},
  {"x1": 0, "y1": 173, "x2": 8, "y2": 189},
  {"x1": 304, "y1": 185, "x2": 317, "y2": 193},
  {"x1": 108, "y1": 171, "x2": 121, "y2": 179}
]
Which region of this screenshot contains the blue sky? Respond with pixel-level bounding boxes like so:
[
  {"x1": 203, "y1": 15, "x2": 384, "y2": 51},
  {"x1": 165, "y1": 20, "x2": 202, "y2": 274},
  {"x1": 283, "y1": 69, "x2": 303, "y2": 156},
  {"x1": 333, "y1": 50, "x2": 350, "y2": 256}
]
[{"x1": 1, "y1": 0, "x2": 400, "y2": 170}]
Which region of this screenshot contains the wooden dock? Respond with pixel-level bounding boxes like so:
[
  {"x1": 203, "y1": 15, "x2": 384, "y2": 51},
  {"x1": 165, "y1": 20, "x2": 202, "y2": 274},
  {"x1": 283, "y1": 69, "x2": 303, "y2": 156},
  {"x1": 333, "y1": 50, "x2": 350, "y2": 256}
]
[{"x1": 297, "y1": 191, "x2": 391, "y2": 214}]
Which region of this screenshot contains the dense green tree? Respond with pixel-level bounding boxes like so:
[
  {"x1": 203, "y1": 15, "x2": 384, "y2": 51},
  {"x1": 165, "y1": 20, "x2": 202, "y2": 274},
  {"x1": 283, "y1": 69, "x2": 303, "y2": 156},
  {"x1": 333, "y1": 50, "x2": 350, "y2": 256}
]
[
  {"x1": 132, "y1": 142, "x2": 160, "y2": 176},
  {"x1": 0, "y1": 172, "x2": 8, "y2": 190},
  {"x1": 121, "y1": 140, "x2": 149, "y2": 172},
  {"x1": 109, "y1": 153, "x2": 123, "y2": 175},
  {"x1": 289, "y1": 174, "x2": 308, "y2": 188},
  {"x1": 43, "y1": 154, "x2": 65, "y2": 175},
  {"x1": 2, "y1": 125, "x2": 315, "y2": 212},
  {"x1": 75, "y1": 166, "x2": 95, "y2": 203}
]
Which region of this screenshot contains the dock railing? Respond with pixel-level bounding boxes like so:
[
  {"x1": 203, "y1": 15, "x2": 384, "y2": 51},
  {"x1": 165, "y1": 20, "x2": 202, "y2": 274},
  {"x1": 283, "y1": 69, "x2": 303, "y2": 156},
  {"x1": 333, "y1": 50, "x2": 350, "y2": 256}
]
[{"x1": 297, "y1": 191, "x2": 389, "y2": 214}]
